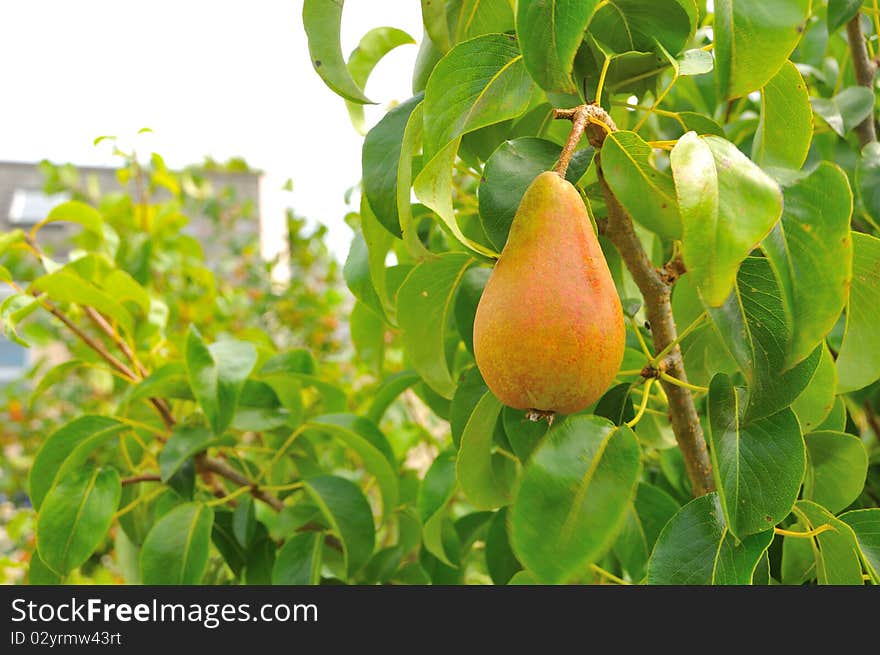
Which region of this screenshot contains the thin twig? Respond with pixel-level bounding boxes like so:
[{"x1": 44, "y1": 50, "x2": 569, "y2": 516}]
[{"x1": 121, "y1": 473, "x2": 161, "y2": 486}]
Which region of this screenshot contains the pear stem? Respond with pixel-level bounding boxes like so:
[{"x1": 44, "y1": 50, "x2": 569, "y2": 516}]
[
  {"x1": 552, "y1": 104, "x2": 618, "y2": 177},
  {"x1": 554, "y1": 103, "x2": 716, "y2": 497}
]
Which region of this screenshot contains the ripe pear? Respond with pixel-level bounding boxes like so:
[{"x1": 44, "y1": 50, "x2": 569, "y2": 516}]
[{"x1": 473, "y1": 171, "x2": 625, "y2": 416}]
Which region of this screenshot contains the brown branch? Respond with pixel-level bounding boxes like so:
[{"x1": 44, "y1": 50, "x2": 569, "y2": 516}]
[
  {"x1": 864, "y1": 400, "x2": 880, "y2": 440},
  {"x1": 552, "y1": 104, "x2": 714, "y2": 497},
  {"x1": 121, "y1": 473, "x2": 161, "y2": 486},
  {"x1": 82, "y1": 306, "x2": 175, "y2": 429},
  {"x1": 847, "y1": 14, "x2": 878, "y2": 146},
  {"x1": 201, "y1": 456, "x2": 284, "y2": 512},
  {"x1": 552, "y1": 104, "x2": 618, "y2": 176}
]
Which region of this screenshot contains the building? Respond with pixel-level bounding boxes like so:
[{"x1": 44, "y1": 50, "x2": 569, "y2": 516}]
[{"x1": 0, "y1": 160, "x2": 266, "y2": 386}]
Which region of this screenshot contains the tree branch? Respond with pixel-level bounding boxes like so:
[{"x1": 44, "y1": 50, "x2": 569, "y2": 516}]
[
  {"x1": 121, "y1": 473, "x2": 161, "y2": 486},
  {"x1": 847, "y1": 14, "x2": 878, "y2": 146},
  {"x1": 553, "y1": 104, "x2": 715, "y2": 497},
  {"x1": 201, "y1": 456, "x2": 285, "y2": 512}
]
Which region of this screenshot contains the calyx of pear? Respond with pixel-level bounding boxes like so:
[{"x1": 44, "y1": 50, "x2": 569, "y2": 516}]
[{"x1": 473, "y1": 170, "x2": 625, "y2": 418}]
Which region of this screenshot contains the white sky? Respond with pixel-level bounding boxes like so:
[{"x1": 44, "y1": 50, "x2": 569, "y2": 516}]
[{"x1": 0, "y1": 0, "x2": 423, "y2": 260}]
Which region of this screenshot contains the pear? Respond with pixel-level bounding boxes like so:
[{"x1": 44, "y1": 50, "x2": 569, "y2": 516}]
[{"x1": 473, "y1": 171, "x2": 625, "y2": 416}]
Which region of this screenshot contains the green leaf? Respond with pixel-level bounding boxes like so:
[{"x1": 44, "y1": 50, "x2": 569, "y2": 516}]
[
  {"x1": 804, "y1": 431, "x2": 868, "y2": 514},
  {"x1": 840, "y1": 509, "x2": 880, "y2": 583},
  {"x1": 303, "y1": 475, "x2": 375, "y2": 577},
  {"x1": 751, "y1": 61, "x2": 812, "y2": 170},
  {"x1": 350, "y1": 300, "x2": 385, "y2": 373},
  {"x1": 233, "y1": 496, "x2": 257, "y2": 548},
  {"x1": 307, "y1": 414, "x2": 399, "y2": 522},
  {"x1": 647, "y1": 493, "x2": 774, "y2": 584},
  {"x1": 508, "y1": 569, "x2": 540, "y2": 584},
  {"x1": 486, "y1": 507, "x2": 522, "y2": 585},
  {"x1": 212, "y1": 511, "x2": 246, "y2": 576},
  {"x1": 397, "y1": 253, "x2": 475, "y2": 397},
  {"x1": 140, "y1": 502, "x2": 215, "y2": 584},
  {"x1": 792, "y1": 344, "x2": 838, "y2": 433},
  {"x1": 707, "y1": 257, "x2": 822, "y2": 421},
  {"x1": 811, "y1": 87, "x2": 876, "y2": 138},
  {"x1": 344, "y1": 233, "x2": 385, "y2": 319},
  {"x1": 510, "y1": 415, "x2": 641, "y2": 583},
  {"x1": 418, "y1": 450, "x2": 458, "y2": 566},
  {"x1": 670, "y1": 132, "x2": 783, "y2": 307},
  {"x1": 828, "y1": 0, "x2": 864, "y2": 32},
  {"x1": 365, "y1": 371, "x2": 421, "y2": 424},
  {"x1": 586, "y1": 0, "x2": 694, "y2": 56},
  {"x1": 478, "y1": 137, "x2": 593, "y2": 250},
  {"x1": 36, "y1": 465, "x2": 121, "y2": 575},
  {"x1": 613, "y1": 483, "x2": 680, "y2": 583},
  {"x1": 126, "y1": 362, "x2": 192, "y2": 406},
  {"x1": 707, "y1": 374, "x2": 805, "y2": 538},
  {"x1": 602, "y1": 131, "x2": 681, "y2": 239},
  {"x1": 817, "y1": 395, "x2": 847, "y2": 432},
  {"x1": 790, "y1": 500, "x2": 863, "y2": 585},
  {"x1": 29, "y1": 416, "x2": 126, "y2": 511},
  {"x1": 33, "y1": 270, "x2": 134, "y2": 339},
  {"x1": 714, "y1": 0, "x2": 810, "y2": 99},
  {"x1": 502, "y1": 406, "x2": 549, "y2": 462},
  {"x1": 423, "y1": 34, "x2": 533, "y2": 159},
  {"x1": 35, "y1": 200, "x2": 103, "y2": 237},
  {"x1": 450, "y1": 366, "x2": 489, "y2": 448},
  {"x1": 516, "y1": 0, "x2": 600, "y2": 93},
  {"x1": 396, "y1": 102, "x2": 433, "y2": 258},
  {"x1": 453, "y1": 0, "x2": 515, "y2": 42},
  {"x1": 457, "y1": 392, "x2": 516, "y2": 509},
  {"x1": 271, "y1": 533, "x2": 323, "y2": 585},
  {"x1": 762, "y1": 163, "x2": 853, "y2": 367},
  {"x1": 454, "y1": 266, "x2": 490, "y2": 356},
  {"x1": 185, "y1": 326, "x2": 257, "y2": 435},
  {"x1": 158, "y1": 425, "x2": 219, "y2": 482},
  {"x1": 302, "y1": 0, "x2": 373, "y2": 103},
  {"x1": 837, "y1": 233, "x2": 880, "y2": 392},
  {"x1": 363, "y1": 93, "x2": 423, "y2": 238},
  {"x1": 345, "y1": 27, "x2": 415, "y2": 133},
  {"x1": 28, "y1": 552, "x2": 63, "y2": 585},
  {"x1": 856, "y1": 142, "x2": 880, "y2": 225}
]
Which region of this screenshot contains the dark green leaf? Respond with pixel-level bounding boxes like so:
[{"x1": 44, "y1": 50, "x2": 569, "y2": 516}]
[
  {"x1": 613, "y1": 483, "x2": 680, "y2": 583},
  {"x1": 501, "y1": 406, "x2": 549, "y2": 462},
  {"x1": 828, "y1": 0, "x2": 864, "y2": 32},
  {"x1": 272, "y1": 533, "x2": 323, "y2": 585},
  {"x1": 594, "y1": 383, "x2": 635, "y2": 426},
  {"x1": 511, "y1": 415, "x2": 641, "y2": 583},
  {"x1": 804, "y1": 431, "x2": 868, "y2": 514},
  {"x1": 647, "y1": 493, "x2": 773, "y2": 584},
  {"x1": 303, "y1": 475, "x2": 375, "y2": 578},
  {"x1": 707, "y1": 257, "x2": 822, "y2": 421},
  {"x1": 365, "y1": 370, "x2": 421, "y2": 424},
  {"x1": 140, "y1": 502, "x2": 214, "y2": 584},
  {"x1": 707, "y1": 374, "x2": 805, "y2": 538},
  {"x1": 762, "y1": 163, "x2": 853, "y2": 367},
  {"x1": 856, "y1": 142, "x2": 880, "y2": 225},
  {"x1": 454, "y1": 266, "x2": 490, "y2": 355},
  {"x1": 29, "y1": 416, "x2": 126, "y2": 511},
  {"x1": 478, "y1": 137, "x2": 593, "y2": 250},
  {"x1": 714, "y1": 0, "x2": 810, "y2": 99},
  {"x1": 307, "y1": 414, "x2": 399, "y2": 522},
  {"x1": 516, "y1": 0, "x2": 600, "y2": 92},
  {"x1": 418, "y1": 450, "x2": 458, "y2": 566},
  {"x1": 36, "y1": 466, "x2": 120, "y2": 575},
  {"x1": 397, "y1": 253, "x2": 474, "y2": 397},
  {"x1": 486, "y1": 508, "x2": 522, "y2": 585},
  {"x1": 363, "y1": 93, "x2": 423, "y2": 238},
  {"x1": 158, "y1": 425, "x2": 219, "y2": 482},
  {"x1": 450, "y1": 366, "x2": 488, "y2": 448}
]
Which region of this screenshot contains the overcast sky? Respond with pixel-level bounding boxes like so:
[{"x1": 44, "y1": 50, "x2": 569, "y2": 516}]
[{"x1": 0, "y1": 0, "x2": 423, "y2": 260}]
